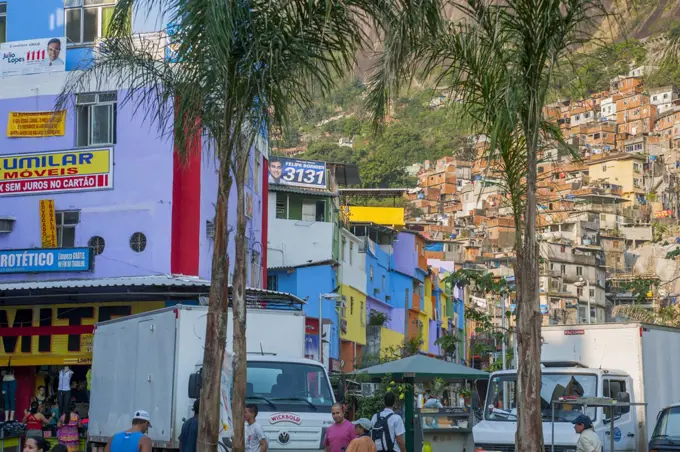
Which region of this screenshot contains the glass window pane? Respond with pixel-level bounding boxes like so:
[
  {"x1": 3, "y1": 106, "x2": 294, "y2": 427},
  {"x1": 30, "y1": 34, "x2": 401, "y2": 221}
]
[
  {"x1": 85, "y1": 0, "x2": 113, "y2": 5},
  {"x1": 62, "y1": 227, "x2": 76, "y2": 248},
  {"x1": 76, "y1": 106, "x2": 90, "y2": 147},
  {"x1": 64, "y1": 211, "x2": 80, "y2": 224},
  {"x1": 83, "y1": 7, "x2": 98, "y2": 43},
  {"x1": 0, "y1": 16, "x2": 6, "y2": 45},
  {"x1": 66, "y1": 9, "x2": 82, "y2": 44},
  {"x1": 65, "y1": 0, "x2": 83, "y2": 7},
  {"x1": 0, "y1": 4, "x2": 6, "y2": 14},
  {"x1": 101, "y1": 6, "x2": 114, "y2": 38},
  {"x1": 91, "y1": 104, "x2": 111, "y2": 144}
]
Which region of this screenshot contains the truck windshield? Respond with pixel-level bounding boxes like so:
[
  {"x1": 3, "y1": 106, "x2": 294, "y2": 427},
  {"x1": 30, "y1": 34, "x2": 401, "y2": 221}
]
[
  {"x1": 652, "y1": 406, "x2": 680, "y2": 439},
  {"x1": 485, "y1": 373, "x2": 597, "y2": 422},
  {"x1": 247, "y1": 361, "x2": 334, "y2": 413}
]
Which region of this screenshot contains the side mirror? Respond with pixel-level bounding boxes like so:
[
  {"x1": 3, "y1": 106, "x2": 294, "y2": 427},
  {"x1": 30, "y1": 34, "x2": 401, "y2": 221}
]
[
  {"x1": 616, "y1": 391, "x2": 631, "y2": 415},
  {"x1": 188, "y1": 369, "x2": 202, "y2": 399}
]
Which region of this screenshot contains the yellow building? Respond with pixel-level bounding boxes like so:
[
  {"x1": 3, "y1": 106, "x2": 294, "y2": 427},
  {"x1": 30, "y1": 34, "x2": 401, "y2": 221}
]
[
  {"x1": 588, "y1": 153, "x2": 646, "y2": 202},
  {"x1": 345, "y1": 206, "x2": 405, "y2": 227}
]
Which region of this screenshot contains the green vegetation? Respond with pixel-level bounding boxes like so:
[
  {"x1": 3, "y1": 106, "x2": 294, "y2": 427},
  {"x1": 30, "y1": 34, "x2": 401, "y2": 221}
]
[
  {"x1": 552, "y1": 39, "x2": 647, "y2": 99},
  {"x1": 274, "y1": 78, "x2": 474, "y2": 188}
]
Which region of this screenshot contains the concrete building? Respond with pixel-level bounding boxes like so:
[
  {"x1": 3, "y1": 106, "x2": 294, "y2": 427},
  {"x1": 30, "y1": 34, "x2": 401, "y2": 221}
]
[
  {"x1": 650, "y1": 86, "x2": 678, "y2": 114},
  {"x1": 0, "y1": 0, "x2": 267, "y2": 416}
]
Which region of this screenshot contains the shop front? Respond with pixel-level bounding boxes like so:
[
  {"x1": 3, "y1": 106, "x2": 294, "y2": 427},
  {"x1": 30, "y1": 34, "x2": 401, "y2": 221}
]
[{"x1": 1, "y1": 300, "x2": 166, "y2": 422}]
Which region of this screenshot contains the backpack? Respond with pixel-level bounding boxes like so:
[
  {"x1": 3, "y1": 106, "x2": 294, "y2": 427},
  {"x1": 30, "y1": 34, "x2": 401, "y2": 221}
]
[{"x1": 371, "y1": 412, "x2": 395, "y2": 451}]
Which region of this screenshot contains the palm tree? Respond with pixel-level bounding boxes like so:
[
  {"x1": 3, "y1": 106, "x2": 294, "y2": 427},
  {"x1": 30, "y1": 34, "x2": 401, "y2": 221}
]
[
  {"x1": 369, "y1": 0, "x2": 604, "y2": 449},
  {"x1": 56, "y1": 1, "x2": 441, "y2": 451}
]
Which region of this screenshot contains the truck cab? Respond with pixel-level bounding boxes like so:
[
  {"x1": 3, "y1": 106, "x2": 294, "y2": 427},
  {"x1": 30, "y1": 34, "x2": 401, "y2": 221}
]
[
  {"x1": 245, "y1": 355, "x2": 335, "y2": 450},
  {"x1": 473, "y1": 363, "x2": 637, "y2": 451}
]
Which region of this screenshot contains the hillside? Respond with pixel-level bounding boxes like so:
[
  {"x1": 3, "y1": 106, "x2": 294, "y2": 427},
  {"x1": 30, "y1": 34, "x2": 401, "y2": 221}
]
[{"x1": 273, "y1": 4, "x2": 680, "y2": 189}]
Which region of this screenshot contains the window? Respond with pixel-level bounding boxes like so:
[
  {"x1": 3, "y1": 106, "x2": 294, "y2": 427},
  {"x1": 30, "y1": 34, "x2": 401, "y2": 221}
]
[
  {"x1": 593, "y1": 133, "x2": 601, "y2": 139},
  {"x1": 65, "y1": 0, "x2": 119, "y2": 46},
  {"x1": 634, "y1": 178, "x2": 641, "y2": 188},
  {"x1": 633, "y1": 163, "x2": 641, "y2": 172},
  {"x1": 88, "y1": 236, "x2": 105, "y2": 255},
  {"x1": 341, "y1": 238, "x2": 346, "y2": 262},
  {"x1": 275, "y1": 199, "x2": 286, "y2": 219},
  {"x1": 350, "y1": 297, "x2": 354, "y2": 315},
  {"x1": 577, "y1": 287, "x2": 583, "y2": 296},
  {"x1": 602, "y1": 164, "x2": 607, "y2": 172},
  {"x1": 560, "y1": 245, "x2": 566, "y2": 253},
  {"x1": 369, "y1": 266, "x2": 373, "y2": 281},
  {"x1": 251, "y1": 251, "x2": 260, "y2": 287},
  {"x1": 652, "y1": 406, "x2": 680, "y2": 439},
  {"x1": 130, "y1": 232, "x2": 147, "y2": 253},
  {"x1": 349, "y1": 242, "x2": 353, "y2": 265},
  {"x1": 0, "y1": 3, "x2": 6, "y2": 45},
  {"x1": 603, "y1": 379, "x2": 630, "y2": 416},
  {"x1": 382, "y1": 275, "x2": 386, "y2": 291},
  {"x1": 76, "y1": 92, "x2": 117, "y2": 146},
  {"x1": 266, "y1": 274, "x2": 278, "y2": 291},
  {"x1": 560, "y1": 264, "x2": 566, "y2": 274},
  {"x1": 576, "y1": 266, "x2": 583, "y2": 276},
  {"x1": 56, "y1": 211, "x2": 80, "y2": 248},
  {"x1": 360, "y1": 301, "x2": 366, "y2": 326},
  {"x1": 589, "y1": 288, "x2": 595, "y2": 298}
]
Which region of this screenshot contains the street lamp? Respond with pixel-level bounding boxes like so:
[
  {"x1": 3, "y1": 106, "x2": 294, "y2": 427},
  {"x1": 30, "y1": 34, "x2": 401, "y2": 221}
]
[
  {"x1": 573, "y1": 277, "x2": 591, "y2": 324},
  {"x1": 319, "y1": 292, "x2": 345, "y2": 364}
]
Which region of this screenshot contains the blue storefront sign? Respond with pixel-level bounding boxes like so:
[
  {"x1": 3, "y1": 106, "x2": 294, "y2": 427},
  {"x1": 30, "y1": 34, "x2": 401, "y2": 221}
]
[{"x1": 0, "y1": 248, "x2": 92, "y2": 274}]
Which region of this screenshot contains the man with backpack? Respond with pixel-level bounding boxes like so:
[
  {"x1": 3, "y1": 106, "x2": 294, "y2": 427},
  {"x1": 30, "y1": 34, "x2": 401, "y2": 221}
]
[{"x1": 370, "y1": 392, "x2": 406, "y2": 452}]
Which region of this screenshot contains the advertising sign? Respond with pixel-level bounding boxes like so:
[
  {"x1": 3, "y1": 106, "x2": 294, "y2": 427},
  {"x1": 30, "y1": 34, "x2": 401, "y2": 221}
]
[
  {"x1": 0, "y1": 37, "x2": 66, "y2": 77},
  {"x1": 0, "y1": 148, "x2": 113, "y2": 196},
  {"x1": 39, "y1": 199, "x2": 57, "y2": 248},
  {"x1": 0, "y1": 248, "x2": 92, "y2": 274},
  {"x1": 654, "y1": 209, "x2": 672, "y2": 218},
  {"x1": 268, "y1": 157, "x2": 327, "y2": 189},
  {"x1": 7, "y1": 111, "x2": 66, "y2": 137}
]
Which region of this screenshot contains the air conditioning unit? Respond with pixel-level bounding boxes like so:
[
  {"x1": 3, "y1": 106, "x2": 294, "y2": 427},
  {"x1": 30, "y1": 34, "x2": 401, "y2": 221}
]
[
  {"x1": 0, "y1": 218, "x2": 15, "y2": 234},
  {"x1": 361, "y1": 383, "x2": 380, "y2": 397}
]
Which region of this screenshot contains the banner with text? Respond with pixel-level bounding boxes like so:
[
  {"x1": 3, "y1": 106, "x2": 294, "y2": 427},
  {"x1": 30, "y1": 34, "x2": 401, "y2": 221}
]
[
  {"x1": 0, "y1": 37, "x2": 66, "y2": 77},
  {"x1": 0, "y1": 148, "x2": 113, "y2": 196},
  {"x1": 0, "y1": 248, "x2": 92, "y2": 274},
  {"x1": 7, "y1": 111, "x2": 66, "y2": 137},
  {"x1": 39, "y1": 199, "x2": 57, "y2": 248},
  {"x1": 268, "y1": 157, "x2": 327, "y2": 189}
]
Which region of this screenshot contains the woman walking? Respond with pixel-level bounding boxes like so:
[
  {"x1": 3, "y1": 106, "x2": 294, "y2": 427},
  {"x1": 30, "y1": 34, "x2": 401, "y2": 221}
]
[{"x1": 57, "y1": 403, "x2": 80, "y2": 452}]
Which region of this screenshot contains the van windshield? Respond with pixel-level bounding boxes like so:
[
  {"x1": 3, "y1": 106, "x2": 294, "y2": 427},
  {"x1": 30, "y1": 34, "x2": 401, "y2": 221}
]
[
  {"x1": 653, "y1": 407, "x2": 680, "y2": 439},
  {"x1": 485, "y1": 373, "x2": 597, "y2": 422},
  {"x1": 246, "y1": 361, "x2": 334, "y2": 413}
]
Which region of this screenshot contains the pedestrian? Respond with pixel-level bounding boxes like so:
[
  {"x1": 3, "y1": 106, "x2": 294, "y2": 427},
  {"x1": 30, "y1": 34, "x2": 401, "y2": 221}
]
[
  {"x1": 179, "y1": 400, "x2": 199, "y2": 452},
  {"x1": 346, "y1": 418, "x2": 376, "y2": 452},
  {"x1": 323, "y1": 402, "x2": 356, "y2": 452},
  {"x1": 370, "y1": 392, "x2": 406, "y2": 452},
  {"x1": 23, "y1": 402, "x2": 52, "y2": 437},
  {"x1": 23, "y1": 436, "x2": 50, "y2": 452},
  {"x1": 245, "y1": 404, "x2": 268, "y2": 452},
  {"x1": 105, "y1": 410, "x2": 152, "y2": 452},
  {"x1": 57, "y1": 403, "x2": 80, "y2": 452},
  {"x1": 572, "y1": 414, "x2": 602, "y2": 452}
]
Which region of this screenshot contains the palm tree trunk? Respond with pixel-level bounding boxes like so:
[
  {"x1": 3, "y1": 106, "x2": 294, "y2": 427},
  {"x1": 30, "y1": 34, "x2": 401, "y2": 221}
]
[
  {"x1": 198, "y1": 145, "x2": 233, "y2": 452},
  {"x1": 231, "y1": 147, "x2": 250, "y2": 452},
  {"x1": 515, "y1": 137, "x2": 543, "y2": 452}
]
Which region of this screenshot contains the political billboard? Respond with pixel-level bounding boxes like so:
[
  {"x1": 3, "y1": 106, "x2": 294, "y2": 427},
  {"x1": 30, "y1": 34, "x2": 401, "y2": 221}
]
[
  {"x1": 0, "y1": 37, "x2": 66, "y2": 77},
  {"x1": 268, "y1": 157, "x2": 327, "y2": 189}
]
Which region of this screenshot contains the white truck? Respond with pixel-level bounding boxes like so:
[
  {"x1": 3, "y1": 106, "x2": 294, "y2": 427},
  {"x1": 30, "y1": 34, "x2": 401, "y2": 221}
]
[
  {"x1": 87, "y1": 305, "x2": 335, "y2": 451},
  {"x1": 473, "y1": 323, "x2": 680, "y2": 452}
]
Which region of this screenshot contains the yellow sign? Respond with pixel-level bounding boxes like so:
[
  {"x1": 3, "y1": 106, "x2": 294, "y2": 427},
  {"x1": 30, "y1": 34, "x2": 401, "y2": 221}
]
[
  {"x1": 0, "y1": 301, "x2": 165, "y2": 366},
  {"x1": 7, "y1": 111, "x2": 66, "y2": 138},
  {"x1": 0, "y1": 148, "x2": 113, "y2": 196},
  {"x1": 39, "y1": 199, "x2": 57, "y2": 248}
]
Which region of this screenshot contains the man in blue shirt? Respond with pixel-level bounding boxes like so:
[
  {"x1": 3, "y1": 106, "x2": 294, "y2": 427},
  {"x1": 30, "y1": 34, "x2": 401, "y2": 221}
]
[
  {"x1": 179, "y1": 400, "x2": 199, "y2": 452},
  {"x1": 106, "y1": 410, "x2": 152, "y2": 452}
]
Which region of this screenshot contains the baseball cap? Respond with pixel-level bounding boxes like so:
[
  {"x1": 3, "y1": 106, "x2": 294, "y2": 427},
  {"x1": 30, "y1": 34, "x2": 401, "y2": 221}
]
[
  {"x1": 352, "y1": 418, "x2": 372, "y2": 431},
  {"x1": 572, "y1": 414, "x2": 592, "y2": 428},
  {"x1": 133, "y1": 410, "x2": 152, "y2": 427}
]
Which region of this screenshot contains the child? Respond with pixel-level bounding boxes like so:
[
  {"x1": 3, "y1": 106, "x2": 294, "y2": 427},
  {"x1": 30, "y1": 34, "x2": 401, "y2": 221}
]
[{"x1": 244, "y1": 404, "x2": 267, "y2": 452}]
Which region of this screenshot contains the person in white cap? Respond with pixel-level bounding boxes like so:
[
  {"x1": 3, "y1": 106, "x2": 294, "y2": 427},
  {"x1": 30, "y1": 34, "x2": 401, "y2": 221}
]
[
  {"x1": 346, "y1": 418, "x2": 376, "y2": 452},
  {"x1": 105, "y1": 410, "x2": 152, "y2": 452}
]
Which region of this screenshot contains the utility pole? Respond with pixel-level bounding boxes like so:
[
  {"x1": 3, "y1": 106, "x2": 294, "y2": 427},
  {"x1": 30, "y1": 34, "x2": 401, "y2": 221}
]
[{"x1": 501, "y1": 292, "x2": 506, "y2": 370}]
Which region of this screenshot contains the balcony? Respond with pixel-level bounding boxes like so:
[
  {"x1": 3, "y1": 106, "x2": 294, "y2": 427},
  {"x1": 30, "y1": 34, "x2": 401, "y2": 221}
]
[{"x1": 268, "y1": 219, "x2": 334, "y2": 268}]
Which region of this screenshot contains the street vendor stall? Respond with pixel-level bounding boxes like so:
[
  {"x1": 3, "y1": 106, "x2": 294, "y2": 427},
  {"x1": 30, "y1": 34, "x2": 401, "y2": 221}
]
[{"x1": 356, "y1": 354, "x2": 488, "y2": 452}]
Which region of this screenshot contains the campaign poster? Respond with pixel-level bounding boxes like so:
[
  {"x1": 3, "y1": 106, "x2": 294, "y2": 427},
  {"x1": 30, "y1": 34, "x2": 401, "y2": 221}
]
[
  {"x1": 268, "y1": 157, "x2": 327, "y2": 189},
  {"x1": 1, "y1": 37, "x2": 66, "y2": 77}
]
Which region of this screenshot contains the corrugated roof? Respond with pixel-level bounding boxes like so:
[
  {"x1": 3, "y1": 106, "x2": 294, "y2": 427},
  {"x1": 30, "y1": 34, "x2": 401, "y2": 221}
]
[
  {"x1": 268, "y1": 259, "x2": 337, "y2": 271},
  {"x1": 0, "y1": 274, "x2": 306, "y2": 304},
  {"x1": 270, "y1": 185, "x2": 337, "y2": 197}
]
